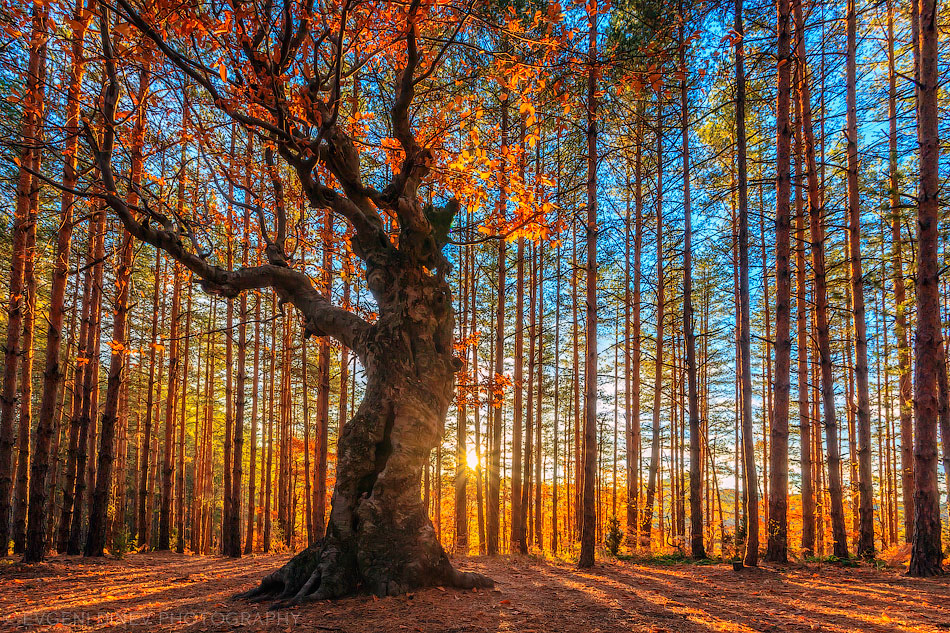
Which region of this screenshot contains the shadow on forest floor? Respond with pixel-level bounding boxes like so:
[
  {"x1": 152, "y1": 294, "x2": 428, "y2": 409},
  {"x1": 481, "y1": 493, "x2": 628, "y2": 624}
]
[{"x1": 1, "y1": 550, "x2": 948, "y2": 632}]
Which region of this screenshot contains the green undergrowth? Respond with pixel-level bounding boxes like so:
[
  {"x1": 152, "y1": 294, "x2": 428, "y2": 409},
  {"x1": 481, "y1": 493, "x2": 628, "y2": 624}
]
[
  {"x1": 803, "y1": 554, "x2": 862, "y2": 567},
  {"x1": 617, "y1": 550, "x2": 720, "y2": 566}
]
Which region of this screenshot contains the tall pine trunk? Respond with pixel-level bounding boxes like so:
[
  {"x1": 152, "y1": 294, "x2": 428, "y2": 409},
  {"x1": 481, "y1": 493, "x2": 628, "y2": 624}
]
[
  {"x1": 23, "y1": 0, "x2": 92, "y2": 562},
  {"x1": 641, "y1": 93, "x2": 664, "y2": 549},
  {"x1": 137, "y1": 252, "x2": 162, "y2": 547},
  {"x1": 11, "y1": 37, "x2": 46, "y2": 555},
  {"x1": 885, "y1": 0, "x2": 915, "y2": 545},
  {"x1": 795, "y1": 0, "x2": 848, "y2": 559},
  {"x1": 158, "y1": 263, "x2": 182, "y2": 551},
  {"x1": 845, "y1": 0, "x2": 874, "y2": 557},
  {"x1": 766, "y1": 0, "x2": 793, "y2": 564},
  {"x1": 511, "y1": 235, "x2": 525, "y2": 554},
  {"x1": 908, "y1": 0, "x2": 944, "y2": 578},
  {"x1": 0, "y1": 5, "x2": 46, "y2": 557},
  {"x1": 487, "y1": 95, "x2": 508, "y2": 556},
  {"x1": 736, "y1": 0, "x2": 759, "y2": 567},
  {"x1": 245, "y1": 290, "x2": 261, "y2": 553},
  {"x1": 680, "y1": 15, "x2": 705, "y2": 559},
  {"x1": 84, "y1": 57, "x2": 149, "y2": 556},
  {"x1": 794, "y1": 71, "x2": 815, "y2": 556},
  {"x1": 84, "y1": 229, "x2": 134, "y2": 557},
  {"x1": 67, "y1": 199, "x2": 106, "y2": 555},
  {"x1": 627, "y1": 114, "x2": 645, "y2": 549},
  {"x1": 579, "y1": 3, "x2": 599, "y2": 568}
]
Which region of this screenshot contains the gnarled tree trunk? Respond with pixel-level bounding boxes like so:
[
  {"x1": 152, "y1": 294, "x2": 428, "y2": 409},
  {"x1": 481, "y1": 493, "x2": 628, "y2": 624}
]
[
  {"x1": 94, "y1": 0, "x2": 492, "y2": 603},
  {"x1": 239, "y1": 255, "x2": 491, "y2": 602}
]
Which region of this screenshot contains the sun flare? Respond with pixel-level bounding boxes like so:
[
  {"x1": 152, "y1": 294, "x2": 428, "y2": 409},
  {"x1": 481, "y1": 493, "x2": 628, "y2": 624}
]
[{"x1": 466, "y1": 447, "x2": 480, "y2": 470}]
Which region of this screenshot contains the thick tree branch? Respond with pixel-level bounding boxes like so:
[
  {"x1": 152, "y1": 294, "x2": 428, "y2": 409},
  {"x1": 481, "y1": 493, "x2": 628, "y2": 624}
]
[{"x1": 91, "y1": 9, "x2": 371, "y2": 357}]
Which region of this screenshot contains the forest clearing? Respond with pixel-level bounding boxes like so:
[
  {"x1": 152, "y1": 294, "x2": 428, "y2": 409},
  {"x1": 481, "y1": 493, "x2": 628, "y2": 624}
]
[
  {"x1": 2, "y1": 0, "x2": 950, "y2": 628},
  {"x1": 3, "y1": 551, "x2": 949, "y2": 632}
]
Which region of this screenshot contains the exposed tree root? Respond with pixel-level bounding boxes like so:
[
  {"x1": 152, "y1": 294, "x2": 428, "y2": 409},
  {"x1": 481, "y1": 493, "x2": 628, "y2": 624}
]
[{"x1": 236, "y1": 537, "x2": 492, "y2": 608}]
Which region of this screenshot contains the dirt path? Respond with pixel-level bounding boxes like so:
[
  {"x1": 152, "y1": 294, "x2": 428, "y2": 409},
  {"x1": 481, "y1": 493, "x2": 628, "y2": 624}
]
[{"x1": 1, "y1": 552, "x2": 948, "y2": 632}]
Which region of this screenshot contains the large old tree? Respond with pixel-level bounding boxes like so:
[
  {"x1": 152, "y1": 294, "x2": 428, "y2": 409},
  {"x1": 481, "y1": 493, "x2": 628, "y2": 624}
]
[{"x1": 88, "y1": 0, "x2": 493, "y2": 603}]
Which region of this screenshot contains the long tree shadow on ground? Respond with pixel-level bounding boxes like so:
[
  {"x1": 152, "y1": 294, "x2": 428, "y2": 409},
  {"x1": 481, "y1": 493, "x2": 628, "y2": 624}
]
[{"x1": 1, "y1": 552, "x2": 948, "y2": 632}]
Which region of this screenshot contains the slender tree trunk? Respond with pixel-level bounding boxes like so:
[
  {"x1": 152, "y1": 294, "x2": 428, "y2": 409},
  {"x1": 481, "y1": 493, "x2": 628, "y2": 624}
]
[
  {"x1": 759, "y1": 192, "x2": 772, "y2": 531},
  {"x1": 0, "y1": 6, "x2": 47, "y2": 557},
  {"x1": 512, "y1": 116, "x2": 527, "y2": 550},
  {"x1": 874, "y1": 266, "x2": 889, "y2": 547},
  {"x1": 225, "y1": 210, "x2": 249, "y2": 557},
  {"x1": 223, "y1": 233, "x2": 236, "y2": 554},
  {"x1": 578, "y1": 1, "x2": 599, "y2": 568},
  {"x1": 23, "y1": 0, "x2": 92, "y2": 562},
  {"x1": 578, "y1": 35, "x2": 600, "y2": 554},
  {"x1": 487, "y1": 95, "x2": 508, "y2": 556},
  {"x1": 67, "y1": 197, "x2": 106, "y2": 556},
  {"x1": 680, "y1": 14, "x2": 705, "y2": 560},
  {"x1": 844, "y1": 0, "x2": 874, "y2": 558},
  {"x1": 470, "y1": 232, "x2": 486, "y2": 553},
  {"x1": 882, "y1": 0, "x2": 915, "y2": 545},
  {"x1": 11, "y1": 40, "x2": 47, "y2": 554},
  {"x1": 304, "y1": 334, "x2": 314, "y2": 546},
  {"x1": 199, "y1": 303, "x2": 216, "y2": 553},
  {"x1": 794, "y1": 71, "x2": 815, "y2": 557},
  {"x1": 566, "y1": 230, "x2": 579, "y2": 540},
  {"x1": 111, "y1": 342, "x2": 132, "y2": 549},
  {"x1": 795, "y1": 0, "x2": 848, "y2": 559},
  {"x1": 511, "y1": 234, "x2": 525, "y2": 554},
  {"x1": 245, "y1": 292, "x2": 261, "y2": 554},
  {"x1": 44, "y1": 284, "x2": 81, "y2": 555},
  {"x1": 534, "y1": 239, "x2": 544, "y2": 548},
  {"x1": 315, "y1": 208, "x2": 333, "y2": 538},
  {"x1": 279, "y1": 315, "x2": 293, "y2": 546},
  {"x1": 137, "y1": 252, "x2": 162, "y2": 547},
  {"x1": 176, "y1": 282, "x2": 192, "y2": 554},
  {"x1": 766, "y1": 0, "x2": 793, "y2": 564},
  {"x1": 939, "y1": 345, "x2": 950, "y2": 537},
  {"x1": 521, "y1": 242, "x2": 536, "y2": 552},
  {"x1": 642, "y1": 93, "x2": 664, "y2": 550},
  {"x1": 84, "y1": 228, "x2": 135, "y2": 557},
  {"x1": 571, "y1": 224, "x2": 581, "y2": 542},
  {"x1": 158, "y1": 262, "x2": 182, "y2": 551},
  {"x1": 84, "y1": 56, "x2": 150, "y2": 556},
  {"x1": 731, "y1": 176, "x2": 742, "y2": 543},
  {"x1": 191, "y1": 309, "x2": 207, "y2": 553},
  {"x1": 455, "y1": 237, "x2": 469, "y2": 553},
  {"x1": 57, "y1": 220, "x2": 96, "y2": 553},
  {"x1": 627, "y1": 114, "x2": 644, "y2": 550},
  {"x1": 736, "y1": 0, "x2": 759, "y2": 567},
  {"x1": 145, "y1": 350, "x2": 162, "y2": 547},
  {"x1": 263, "y1": 297, "x2": 276, "y2": 552},
  {"x1": 812, "y1": 349, "x2": 825, "y2": 556},
  {"x1": 844, "y1": 310, "x2": 859, "y2": 537},
  {"x1": 551, "y1": 240, "x2": 561, "y2": 551}
]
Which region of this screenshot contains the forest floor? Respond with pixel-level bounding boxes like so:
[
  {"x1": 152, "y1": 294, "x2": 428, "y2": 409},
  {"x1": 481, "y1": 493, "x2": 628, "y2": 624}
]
[{"x1": 1, "y1": 550, "x2": 948, "y2": 633}]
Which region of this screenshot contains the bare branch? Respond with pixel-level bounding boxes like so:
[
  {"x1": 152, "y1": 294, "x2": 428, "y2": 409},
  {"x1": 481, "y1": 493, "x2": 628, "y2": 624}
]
[{"x1": 91, "y1": 7, "x2": 371, "y2": 357}]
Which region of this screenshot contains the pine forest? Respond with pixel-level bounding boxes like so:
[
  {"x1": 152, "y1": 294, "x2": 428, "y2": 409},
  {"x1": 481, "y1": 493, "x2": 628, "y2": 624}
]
[{"x1": 0, "y1": 0, "x2": 949, "y2": 630}]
